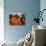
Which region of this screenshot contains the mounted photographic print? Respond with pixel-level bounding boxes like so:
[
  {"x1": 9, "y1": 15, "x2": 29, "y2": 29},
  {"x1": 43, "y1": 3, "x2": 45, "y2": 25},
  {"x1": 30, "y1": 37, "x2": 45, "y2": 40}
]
[{"x1": 9, "y1": 13, "x2": 25, "y2": 25}]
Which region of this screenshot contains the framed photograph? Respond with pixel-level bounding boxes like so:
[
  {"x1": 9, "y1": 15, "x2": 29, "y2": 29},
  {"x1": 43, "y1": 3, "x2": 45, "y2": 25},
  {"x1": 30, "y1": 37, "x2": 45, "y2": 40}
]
[{"x1": 9, "y1": 13, "x2": 25, "y2": 25}]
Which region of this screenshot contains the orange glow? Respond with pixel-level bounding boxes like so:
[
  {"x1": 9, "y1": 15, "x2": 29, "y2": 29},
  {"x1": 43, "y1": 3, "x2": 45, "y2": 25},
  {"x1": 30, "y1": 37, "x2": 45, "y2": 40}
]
[{"x1": 9, "y1": 14, "x2": 25, "y2": 25}]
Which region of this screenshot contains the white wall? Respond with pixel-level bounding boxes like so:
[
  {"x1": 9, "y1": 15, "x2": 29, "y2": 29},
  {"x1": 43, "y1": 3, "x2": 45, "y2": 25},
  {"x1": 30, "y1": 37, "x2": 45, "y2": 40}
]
[
  {"x1": 0, "y1": 0, "x2": 4, "y2": 42},
  {"x1": 40, "y1": 0, "x2": 46, "y2": 27}
]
